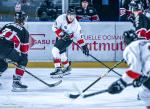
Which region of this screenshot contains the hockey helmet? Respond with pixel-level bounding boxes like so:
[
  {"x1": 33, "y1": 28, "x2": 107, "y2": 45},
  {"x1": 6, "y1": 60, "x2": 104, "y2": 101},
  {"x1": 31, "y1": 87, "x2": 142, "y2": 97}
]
[
  {"x1": 67, "y1": 8, "x2": 76, "y2": 15},
  {"x1": 14, "y1": 11, "x2": 27, "y2": 24},
  {"x1": 123, "y1": 29, "x2": 138, "y2": 45},
  {"x1": 128, "y1": 0, "x2": 143, "y2": 12},
  {"x1": 81, "y1": 0, "x2": 89, "y2": 2}
]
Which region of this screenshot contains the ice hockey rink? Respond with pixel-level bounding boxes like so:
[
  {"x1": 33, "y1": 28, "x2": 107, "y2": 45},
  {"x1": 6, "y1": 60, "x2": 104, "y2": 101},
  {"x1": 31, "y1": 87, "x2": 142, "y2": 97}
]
[{"x1": 0, "y1": 68, "x2": 146, "y2": 109}]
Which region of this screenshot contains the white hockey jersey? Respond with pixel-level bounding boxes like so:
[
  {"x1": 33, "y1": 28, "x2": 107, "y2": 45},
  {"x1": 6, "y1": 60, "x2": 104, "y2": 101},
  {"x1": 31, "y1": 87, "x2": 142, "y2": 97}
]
[
  {"x1": 122, "y1": 40, "x2": 150, "y2": 83},
  {"x1": 52, "y1": 14, "x2": 85, "y2": 46}
]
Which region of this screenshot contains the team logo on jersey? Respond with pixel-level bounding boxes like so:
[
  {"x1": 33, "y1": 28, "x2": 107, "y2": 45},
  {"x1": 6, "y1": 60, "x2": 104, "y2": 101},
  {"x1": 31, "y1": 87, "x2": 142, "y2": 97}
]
[{"x1": 64, "y1": 25, "x2": 67, "y2": 29}]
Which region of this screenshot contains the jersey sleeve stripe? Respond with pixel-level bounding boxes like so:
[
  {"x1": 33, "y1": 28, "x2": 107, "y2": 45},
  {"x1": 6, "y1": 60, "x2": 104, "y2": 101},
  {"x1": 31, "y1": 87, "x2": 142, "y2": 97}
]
[
  {"x1": 136, "y1": 28, "x2": 147, "y2": 38},
  {"x1": 126, "y1": 70, "x2": 141, "y2": 79},
  {"x1": 77, "y1": 38, "x2": 84, "y2": 45},
  {"x1": 55, "y1": 29, "x2": 63, "y2": 37}
]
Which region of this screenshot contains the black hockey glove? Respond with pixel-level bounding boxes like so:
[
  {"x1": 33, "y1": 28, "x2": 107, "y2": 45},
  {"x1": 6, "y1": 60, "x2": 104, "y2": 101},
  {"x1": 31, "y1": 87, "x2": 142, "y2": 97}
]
[
  {"x1": 81, "y1": 44, "x2": 89, "y2": 56},
  {"x1": 133, "y1": 76, "x2": 148, "y2": 87},
  {"x1": 127, "y1": 13, "x2": 135, "y2": 23},
  {"x1": 108, "y1": 78, "x2": 127, "y2": 94},
  {"x1": 123, "y1": 29, "x2": 138, "y2": 45},
  {"x1": 60, "y1": 32, "x2": 70, "y2": 41}
]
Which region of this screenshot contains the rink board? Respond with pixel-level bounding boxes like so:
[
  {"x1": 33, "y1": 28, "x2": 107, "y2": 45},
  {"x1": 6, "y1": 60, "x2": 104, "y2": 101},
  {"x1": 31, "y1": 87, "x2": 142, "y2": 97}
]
[
  {"x1": 0, "y1": 22, "x2": 134, "y2": 62},
  {"x1": 8, "y1": 61, "x2": 128, "y2": 68}
]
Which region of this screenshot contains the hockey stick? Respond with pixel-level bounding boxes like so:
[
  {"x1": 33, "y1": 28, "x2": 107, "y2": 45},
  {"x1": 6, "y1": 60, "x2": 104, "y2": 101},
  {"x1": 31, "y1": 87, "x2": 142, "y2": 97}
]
[
  {"x1": 83, "y1": 83, "x2": 133, "y2": 98},
  {"x1": 12, "y1": 63, "x2": 62, "y2": 87},
  {"x1": 89, "y1": 54, "x2": 122, "y2": 77},
  {"x1": 83, "y1": 89, "x2": 108, "y2": 98},
  {"x1": 68, "y1": 59, "x2": 124, "y2": 99},
  {"x1": 73, "y1": 42, "x2": 122, "y2": 77}
]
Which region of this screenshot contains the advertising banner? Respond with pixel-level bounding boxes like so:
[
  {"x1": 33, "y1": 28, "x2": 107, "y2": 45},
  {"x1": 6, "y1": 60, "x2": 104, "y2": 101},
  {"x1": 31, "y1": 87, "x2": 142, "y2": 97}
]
[{"x1": 0, "y1": 22, "x2": 133, "y2": 62}]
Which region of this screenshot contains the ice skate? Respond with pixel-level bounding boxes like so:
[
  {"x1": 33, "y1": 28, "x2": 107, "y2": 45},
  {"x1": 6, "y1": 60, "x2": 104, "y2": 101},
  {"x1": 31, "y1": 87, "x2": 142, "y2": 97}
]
[
  {"x1": 50, "y1": 67, "x2": 63, "y2": 78},
  {"x1": 12, "y1": 75, "x2": 28, "y2": 92},
  {"x1": 62, "y1": 65, "x2": 71, "y2": 76}
]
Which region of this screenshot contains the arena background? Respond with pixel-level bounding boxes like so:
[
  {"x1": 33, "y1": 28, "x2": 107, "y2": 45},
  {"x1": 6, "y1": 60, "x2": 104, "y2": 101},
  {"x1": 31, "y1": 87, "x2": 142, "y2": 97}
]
[{"x1": 0, "y1": 0, "x2": 131, "y2": 68}]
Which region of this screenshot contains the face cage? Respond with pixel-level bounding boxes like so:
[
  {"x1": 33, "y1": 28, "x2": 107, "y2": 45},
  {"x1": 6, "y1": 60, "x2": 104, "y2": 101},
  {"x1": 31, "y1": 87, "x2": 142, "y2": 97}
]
[{"x1": 129, "y1": 3, "x2": 143, "y2": 12}]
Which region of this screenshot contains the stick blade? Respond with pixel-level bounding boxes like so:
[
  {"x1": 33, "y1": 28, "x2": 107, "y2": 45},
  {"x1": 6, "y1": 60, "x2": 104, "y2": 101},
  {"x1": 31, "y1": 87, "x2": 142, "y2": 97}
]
[
  {"x1": 47, "y1": 80, "x2": 62, "y2": 87},
  {"x1": 68, "y1": 93, "x2": 80, "y2": 99}
]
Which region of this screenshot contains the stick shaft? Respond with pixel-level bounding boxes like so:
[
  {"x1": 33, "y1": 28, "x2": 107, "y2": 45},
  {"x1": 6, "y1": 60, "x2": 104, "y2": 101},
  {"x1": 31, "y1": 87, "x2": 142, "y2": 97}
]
[
  {"x1": 82, "y1": 60, "x2": 124, "y2": 93},
  {"x1": 83, "y1": 89, "x2": 108, "y2": 98},
  {"x1": 89, "y1": 54, "x2": 122, "y2": 77}
]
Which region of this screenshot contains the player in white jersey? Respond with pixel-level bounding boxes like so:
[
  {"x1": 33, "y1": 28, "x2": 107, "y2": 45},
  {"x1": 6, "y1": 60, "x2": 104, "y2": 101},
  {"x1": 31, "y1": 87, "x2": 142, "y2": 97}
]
[
  {"x1": 107, "y1": 31, "x2": 150, "y2": 109},
  {"x1": 51, "y1": 8, "x2": 89, "y2": 78}
]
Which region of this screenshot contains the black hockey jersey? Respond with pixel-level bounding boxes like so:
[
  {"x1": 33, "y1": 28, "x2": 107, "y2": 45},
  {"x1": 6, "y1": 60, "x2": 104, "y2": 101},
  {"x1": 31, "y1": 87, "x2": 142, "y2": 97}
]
[
  {"x1": 133, "y1": 12, "x2": 150, "y2": 39},
  {"x1": 75, "y1": 6, "x2": 99, "y2": 22},
  {"x1": 0, "y1": 23, "x2": 29, "y2": 54}
]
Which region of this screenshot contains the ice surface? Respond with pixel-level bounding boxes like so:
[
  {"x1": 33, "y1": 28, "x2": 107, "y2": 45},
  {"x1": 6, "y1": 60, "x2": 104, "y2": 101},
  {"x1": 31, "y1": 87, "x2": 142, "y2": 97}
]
[{"x1": 0, "y1": 68, "x2": 145, "y2": 109}]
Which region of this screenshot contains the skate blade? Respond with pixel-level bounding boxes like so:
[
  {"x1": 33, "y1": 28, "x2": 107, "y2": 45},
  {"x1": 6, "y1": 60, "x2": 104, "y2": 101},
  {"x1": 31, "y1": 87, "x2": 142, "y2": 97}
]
[
  {"x1": 63, "y1": 72, "x2": 71, "y2": 76},
  {"x1": 11, "y1": 88, "x2": 27, "y2": 92},
  {"x1": 50, "y1": 74, "x2": 63, "y2": 79},
  {"x1": 0, "y1": 83, "x2": 2, "y2": 89}
]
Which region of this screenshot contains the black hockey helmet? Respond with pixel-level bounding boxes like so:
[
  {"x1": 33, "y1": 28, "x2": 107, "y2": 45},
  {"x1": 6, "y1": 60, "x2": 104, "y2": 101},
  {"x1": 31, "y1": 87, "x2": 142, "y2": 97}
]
[
  {"x1": 67, "y1": 8, "x2": 76, "y2": 15},
  {"x1": 14, "y1": 11, "x2": 27, "y2": 24},
  {"x1": 81, "y1": 0, "x2": 90, "y2": 2},
  {"x1": 128, "y1": 0, "x2": 143, "y2": 12},
  {"x1": 123, "y1": 29, "x2": 138, "y2": 45}
]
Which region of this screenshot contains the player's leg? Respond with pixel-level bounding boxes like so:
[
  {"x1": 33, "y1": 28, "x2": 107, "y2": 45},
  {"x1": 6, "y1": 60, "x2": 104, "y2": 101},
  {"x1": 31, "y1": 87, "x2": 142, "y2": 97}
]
[
  {"x1": 59, "y1": 40, "x2": 72, "y2": 76},
  {"x1": 138, "y1": 84, "x2": 150, "y2": 109},
  {"x1": 0, "y1": 59, "x2": 8, "y2": 87},
  {"x1": 138, "y1": 59, "x2": 150, "y2": 108},
  {"x1": 6, "y1": 49, "x2": 28, "y2": 91},
  {"x1": 60, "y1": 52, "x2": 71, "y2": 76},
  {"x1": 50, "y1": 46, "x2": 63, "y2": 78}
]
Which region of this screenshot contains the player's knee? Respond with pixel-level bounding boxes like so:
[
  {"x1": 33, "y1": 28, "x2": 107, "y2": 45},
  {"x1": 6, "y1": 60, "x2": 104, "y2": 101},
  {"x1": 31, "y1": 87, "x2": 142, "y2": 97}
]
[
  {"x1": 138, "y1": 87, "x2": 150, "y2": 105},
  {"x1": 143, "y1": 78, "x2": 150, "y2": 90},
  {"x1": 52, "y1": 47, "x2": 60, "y2": 58},
  {"x1": 61, "y1": 53, "x2": 68, "y2": 62},
  {"x1": 0, "y1": 61, "x2": 8, "y2": 72},
  {"x1": 18, "y1": 56, "x2": 28, "y2": 67}
]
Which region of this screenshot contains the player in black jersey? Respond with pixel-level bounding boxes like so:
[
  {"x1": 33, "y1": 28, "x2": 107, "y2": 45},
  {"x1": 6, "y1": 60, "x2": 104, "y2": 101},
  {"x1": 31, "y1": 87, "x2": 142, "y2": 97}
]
[
  {"x1": 0, "y1": 11, "x2": 29, "y2": 91},
  {"x1": 123, "y1": 0, "x2": 150, "y2": 40}
]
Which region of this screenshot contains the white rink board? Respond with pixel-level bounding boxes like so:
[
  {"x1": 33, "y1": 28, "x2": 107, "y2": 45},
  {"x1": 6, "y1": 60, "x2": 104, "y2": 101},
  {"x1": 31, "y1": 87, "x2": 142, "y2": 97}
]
[{"x1": 0, "y1": 22, "x2": 134, "y2": 62}]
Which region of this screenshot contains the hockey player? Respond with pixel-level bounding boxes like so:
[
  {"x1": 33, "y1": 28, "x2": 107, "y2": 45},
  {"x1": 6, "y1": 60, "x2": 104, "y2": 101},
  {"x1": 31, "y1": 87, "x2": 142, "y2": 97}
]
[
  {"x1": 127, "y1": 0, "x2": 150, "y2": 39},
  {"x1": 107, "y1": 29, "x2": 150, "y2": 108},
  {"x1": 51, "y1": 8, "x2": 89, "y2": 78},
  {"x1": 144, "y1": 3, "x2": 150, "y2": 20},
  {"x1": 0, "y1": 11, "x2": 29, "y2": 91}
]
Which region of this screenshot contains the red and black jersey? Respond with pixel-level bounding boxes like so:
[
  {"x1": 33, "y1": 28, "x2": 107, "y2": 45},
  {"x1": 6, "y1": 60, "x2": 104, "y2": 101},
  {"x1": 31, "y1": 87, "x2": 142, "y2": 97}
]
[
  {"x1": 0, "y1": 23, "x2": 29, "y2": 54},
  {"x1": 133, "y1": 13, "x2": 150, "y2": 39}
]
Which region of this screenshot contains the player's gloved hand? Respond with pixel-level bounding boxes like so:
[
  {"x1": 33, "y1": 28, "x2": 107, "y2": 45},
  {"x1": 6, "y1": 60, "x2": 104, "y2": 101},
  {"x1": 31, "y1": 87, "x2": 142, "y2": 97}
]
[
  {"x1": 133, "y1": 76, "x2": 148, "y2": 87},
  {"x1": 81, "y1": 44, "x2": 89, "y2": 56},
  {"x1": 60, "y1": 32, "x2": 70, "y2": 41},
  {"x1": 108, "y1": 78, "x2": 127, "y2": 94},
  {"x1": 127, "y1": 13, "x2": 135, "y2": 23}
]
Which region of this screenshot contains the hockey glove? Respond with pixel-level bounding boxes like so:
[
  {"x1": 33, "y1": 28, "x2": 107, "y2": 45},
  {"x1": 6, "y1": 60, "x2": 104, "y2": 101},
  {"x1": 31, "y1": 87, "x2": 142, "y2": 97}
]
[
  {"x1": 81, "y1": 44, "x2": 89, "y2": 56},
  {"x1": 108, "y1": 78, "x2": 127, "y2": 94},
  {"x1": 133, "y1": 76, "x2": 148, "y2": 87},
  {"x1": 60, "y1": 32, "x2": 70, "y2": 41},
  {"x1": 127, "y1": 13, "x2": 135, "y2": 23}
]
